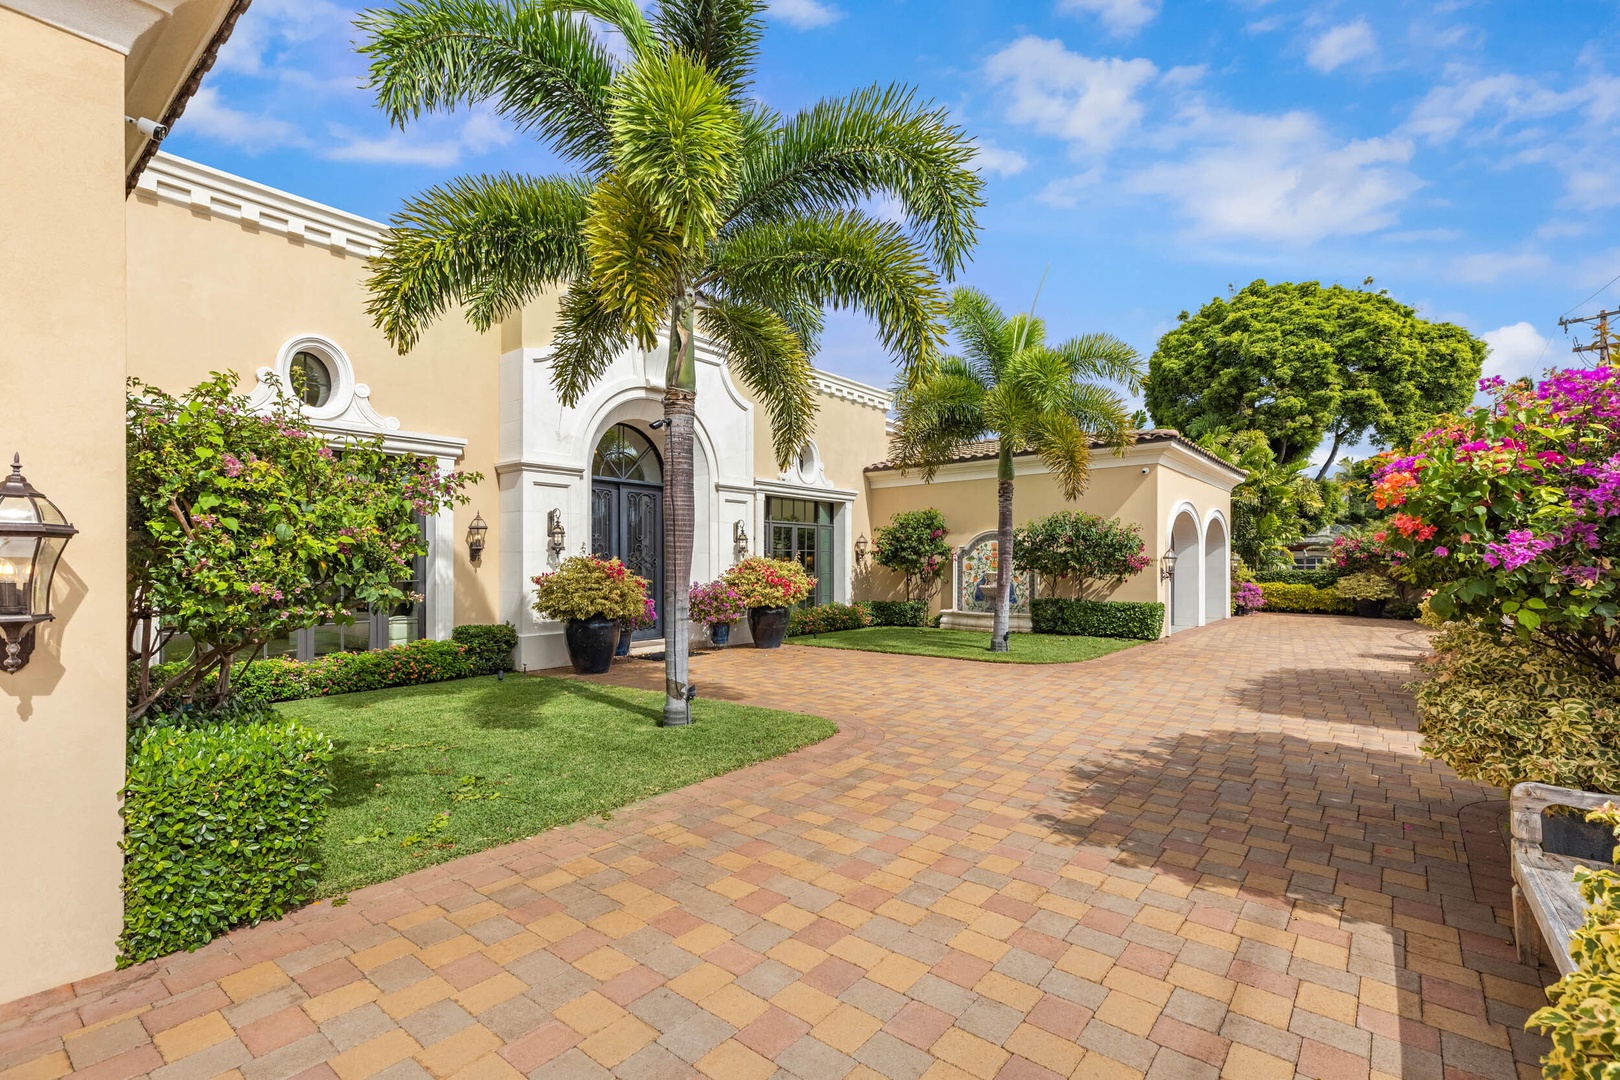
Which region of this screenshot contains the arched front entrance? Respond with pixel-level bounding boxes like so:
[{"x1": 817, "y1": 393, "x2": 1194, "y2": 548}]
[
  {"x1": 1204, "y1": 515, "x2": 1229, "y2": 623},
  {"x1": 590, "y1": 425, "x2": 663, "y2": 639},
  {"x1": 1169, "y1": 510, "x2": 1202, "y2": 632}
]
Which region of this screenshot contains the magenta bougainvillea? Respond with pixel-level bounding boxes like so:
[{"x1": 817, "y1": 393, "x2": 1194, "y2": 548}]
[{"x1": 1232, "y1": 581, "x2": 1265, "y2": 615}]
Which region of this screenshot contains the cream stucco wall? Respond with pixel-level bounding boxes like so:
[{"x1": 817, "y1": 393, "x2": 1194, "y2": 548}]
[
  {"x1": 0, "y1": 8, "x2": 130, "y2": 1002},
  {"x1": 125, "y1": 186, "x2": 506, "y2": 628}
]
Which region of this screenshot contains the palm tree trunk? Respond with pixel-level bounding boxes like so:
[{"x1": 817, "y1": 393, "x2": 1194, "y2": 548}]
[
  {"x1": 661, "y1": 290, "x2": 698, "y2": 726},
  {"x1": 992, "y1": 446, "x2": 1014, "y2": 652}
]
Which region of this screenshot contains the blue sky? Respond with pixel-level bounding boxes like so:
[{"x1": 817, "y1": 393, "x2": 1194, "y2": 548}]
[{"x1": 167, "y1": 0, "x2": 1620, "y2": 463}]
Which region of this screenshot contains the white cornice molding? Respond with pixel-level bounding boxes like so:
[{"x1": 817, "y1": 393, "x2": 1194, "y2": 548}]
[
  {"x1": 134, "y1": 152, "x2": 385, "y2": 258},
  {"x1": 755, "y1": 478, "x2": 859, "y2": 503},
  {"x1": 494, "y1": 459, "x2": 587, "y2": 480},
  {"x1": 812, "y1": 369, "x2": 890, "y2": 412},
  {"x1": 865, "y1": 440, "x2": 1243, "y2": 492},
  {"x1": 4, "y1": 0, "x2": 179, "y2": 53}
]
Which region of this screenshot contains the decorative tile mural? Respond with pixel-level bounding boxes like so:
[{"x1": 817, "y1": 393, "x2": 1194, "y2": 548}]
[{"x1": 956, "y1": 534, "x2": 1032, "y2": 613}]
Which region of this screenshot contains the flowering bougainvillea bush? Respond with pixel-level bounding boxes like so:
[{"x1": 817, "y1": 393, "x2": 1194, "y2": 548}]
[
  {"x1": 722, "y1": 557, "x2": 813, "y2": 608},
  {"x1": 871, "y1": 509, "x2": 952, "y2": 602},
  {"x1": 1014, "y1": 511, "x2": 1151, "y2": 598},
  {"x1": 1232, "y1": 581, "x2": 1265, "y2": 615},
  {"x1": 1376, "y1": 369, "x2": 1620, "y2": 674},
  {"x1": 689, "y1": 580, "x2": 747, "y2": 627},
  {"x1": 127, "y1": 373, "x2": 476, "y2": 721},
  {"x1": 533, "y1": 555, "x2": 648, "y2": 624}
]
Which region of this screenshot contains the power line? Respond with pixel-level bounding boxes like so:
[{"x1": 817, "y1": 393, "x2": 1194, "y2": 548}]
[
  {"x1": 1563, "y1": 270, "x2": 1620, "y2": 319},
  {"x1": 1560, "y1": 308, "x2": 1620, "y2": 366}
]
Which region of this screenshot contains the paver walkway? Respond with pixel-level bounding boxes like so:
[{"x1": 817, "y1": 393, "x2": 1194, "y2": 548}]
[{"x1": 0, "y1": 615, "x2": 1551, "y2": 1080}]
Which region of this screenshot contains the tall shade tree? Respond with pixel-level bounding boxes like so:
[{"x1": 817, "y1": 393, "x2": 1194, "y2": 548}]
[
  {"x1": 355, "y1": 0, "x2": 982, "y2": 724},
  {"x1": 1146, "y1": 280, "x2": 1485, "y2": 479},
  {"x1": 890, "y1": 287, "x2": 1142, "y2": 651}
]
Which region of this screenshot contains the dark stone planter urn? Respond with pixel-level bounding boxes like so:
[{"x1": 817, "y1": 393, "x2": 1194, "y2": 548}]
[
  {"x1": 615, "y1": 627, "x2": 632, "y2": 657},
  {"x1": 748, "y1": 606, "x2": 790, "y2": 650},
  {"x1": 1353, "y1": 598, "x2": 1387, "y2": 619},
  {"x1": 564, "y1": 614, "x2": 619, "y2": 674},
  {"x1": 709, "y1": 622, "x2": 731, "y2": 646}
]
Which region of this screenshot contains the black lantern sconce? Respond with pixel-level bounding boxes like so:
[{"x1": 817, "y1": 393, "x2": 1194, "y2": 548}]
[
  {"x1": 855, "y1": 534, "x2": 869, "y2": 565},
  {"x1": 547, "y1": 509, "x2": 566, "y2": 555},
  {"x1": 466, "y1": 512, "x2": 488, "y2": 562},
  {"x1": 1159, "y1": 547, "x2": 1177, "y2": 581},
  {"x1": 0, "y1": 455, "x2": 77, "y2": 674},
  {"x1": 732, "y1": 520, "x2": 749, "y2": 560}
]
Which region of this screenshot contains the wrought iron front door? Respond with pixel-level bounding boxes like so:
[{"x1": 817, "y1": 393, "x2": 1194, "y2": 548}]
[{"x1": 590, "y1": 480, "x2": 663, "y2": 639}]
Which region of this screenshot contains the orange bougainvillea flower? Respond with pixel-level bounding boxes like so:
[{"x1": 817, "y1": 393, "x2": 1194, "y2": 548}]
[{"x1": 1372, "y1": 470, "x2": 1418, "y2": 509}]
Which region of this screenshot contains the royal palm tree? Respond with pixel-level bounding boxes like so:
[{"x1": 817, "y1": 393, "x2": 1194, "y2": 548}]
[
  {"x1": 355, "y1": 0, "x2": 982, "y2": 724},
  {"x1": 891, "y1": 287, "x2": 1141, "y2": 651}
]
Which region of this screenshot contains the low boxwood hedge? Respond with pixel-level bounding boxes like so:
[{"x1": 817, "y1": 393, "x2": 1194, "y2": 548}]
[
  {"x1": 1255, "y1": 582, "x2": 1353, "y2": 614},
  {"x1": 868, "y1": 600, "x2": 928, "y2": 627},
  {"x1": 1253, "y1": 568, "x2": 1341, "y2": 589},
  {"x1": 1030, "y1": 599, "x2": 1165, "y2": 641},
  {"x1": 120, "y1": 719, "x2": 333, "y2": 965},
  {"x1": 148, "y1": 638, "x2": 475, "y2": 711},
  {"x1": 452, "y1": 623, "x2": 518, "y2": 675},
  {"x1": 789, "y1": 602, "x2": 873, "y2": 636}
]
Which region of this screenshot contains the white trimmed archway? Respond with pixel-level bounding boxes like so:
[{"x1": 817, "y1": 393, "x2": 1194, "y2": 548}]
[
  {"x1": 1203, "y1": 511, "x2": 1230, "y2": 623},
  {"x1": 1168, "y1": 505, "x2": 1202, "y2": 632}
]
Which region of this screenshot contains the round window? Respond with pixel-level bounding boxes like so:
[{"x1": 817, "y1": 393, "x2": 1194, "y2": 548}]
[{"x1": 290, "y1": 351, "x2": 333, "y2": 408}]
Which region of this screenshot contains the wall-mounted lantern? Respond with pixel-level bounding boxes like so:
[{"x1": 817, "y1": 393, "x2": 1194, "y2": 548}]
[
  {"x1": 1159, "y1": 547, "x2": 1177, "y2": 581},
  {"x1": 547, "y1": 508, "x2": 566, "y2": 555},
  {"x1": 855, "y1": 534, "x2": 869, "y2": 565},
  {"x1": 0, "y1": 456, "x2": 77, "y2": 674},
  {"x1": 466, "y1": 512, "x2": 488, "y2": 562},
  {"x1": 732, "y1": 520, "x2": 749, "y2": 560}
]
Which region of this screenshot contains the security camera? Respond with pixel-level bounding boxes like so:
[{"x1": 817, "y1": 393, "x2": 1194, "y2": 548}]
[
  {"x1": 125, "y1": 115, "x2": 168, "y2": 141},
  {"x1": 1141, "y1": 467, "x2": 1150, "y2": 474}
]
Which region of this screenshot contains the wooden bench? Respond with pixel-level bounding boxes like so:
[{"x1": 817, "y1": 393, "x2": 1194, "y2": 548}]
[{"x1": 1511, "y1": 781, "x2": 1616, "y2": 975}]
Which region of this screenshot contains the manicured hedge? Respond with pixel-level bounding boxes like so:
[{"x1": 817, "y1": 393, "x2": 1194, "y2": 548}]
[
  {"x1": 148, "y1": 638, "x2": 473, "y2": 711},
  {"x1": 1030, "y1": 599, "x2": 1165, "y2": 641},
  {"x1": 452, "y1": 623, "x2": 518, "y2": 675},
  {"x1": 120, "y1": 720, "x2": 333, "y2": 965},
  {"x1": 868, "y1": 600, "x2": 928, "y2": 627},
  {"x1": 789, "y1": 602, "x2": 873, "y2": 636},
  {"x1": 1255, "y1": 583, "x2": 1353, "y2": 614},
  {"x1": 1253, "y1": 568, "x2": 1341, "y2": 589}
]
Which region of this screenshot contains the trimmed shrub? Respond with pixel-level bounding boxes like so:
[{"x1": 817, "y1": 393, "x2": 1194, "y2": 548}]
[
  {"x1": 1252, "y1": 568, "x2": 1341, "y2": 589},
  {"x1": 869, "y1": 600, "x2": 928, "y2": 627},
  {"x1": 1413, "y1": 620, "x2": 1620, "y2": 792},
  {"x1": 1030, "y1": 599, "x2": 1165, "y2": 641},
  {"x1": 789, "y1": 602, "x2": 873, "y2": 636},
  {"x1": 1335, "y1": 572, "x2": 1397, "y2": 601},
  {"x1": 453, "y1": 624, "x2": 518, "y2": 675},
  {"x1": 1256, "y1": 583, "x2": 1353, "y2": 614},
  {"x1": 120, "y1": 720, "x2": 333, "y2": 965},
  {"x1": 1384, "y1": 600, "x2": 1423, "y2": 621},
  {"x1": 146, "y1": 639, "x2": 474, "y2": 711}
]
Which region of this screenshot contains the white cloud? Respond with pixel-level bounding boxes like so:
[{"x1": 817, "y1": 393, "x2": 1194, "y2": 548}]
[
  {"x1": 1404, "y1": 73, "x2": 1579, "y2": 144},
  {"x1": 180, "y1": 86, "x2": 307, "y2": 151},
  {"x1": 984, "y1": 37, "x2": 1157, "y2": 153},
  {"x1": 213, "y1": 0, "x2": 349, "y2": 77},
  {"x1": 1481, "y1": 322, "x2": 1550, "y2": 383},
  {"x1": 323, "y1": 108, "x2": 513, "y2": 167},
  {"x1": 1035, "y1": 171, "x2": 1102, "y2": 208},
  {"x1": 1306, "y1": 20, "x2": 1377, "y2": 74},
  {"x1": 1446, "y1": 251, "x2": 1552, "y2": 284},
  {"x1": 1055, "y1": 0, "x2": 1161, "y2": 36},
  {"x1": 769, "y1": 0, "x2": 842, "y2": 30},
  {"x1": 972, "y1": 141, "x2": 1029, "y2": 177}
]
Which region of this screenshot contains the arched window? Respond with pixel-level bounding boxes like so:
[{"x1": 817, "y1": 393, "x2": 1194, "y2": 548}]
[{"x1": 592, "y1": 425, "x2": 662, "y2": 483}]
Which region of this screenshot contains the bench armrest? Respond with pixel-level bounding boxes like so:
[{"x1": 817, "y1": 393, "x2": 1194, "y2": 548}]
[{"x1": 1511, "y1": 782, "x2": 1620, "y2": 847}]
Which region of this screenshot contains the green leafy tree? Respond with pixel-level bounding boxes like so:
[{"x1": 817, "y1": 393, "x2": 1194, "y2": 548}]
[
  {"x1": 1013, "y1": 511, "x2": 1149, "y2": 598},
  {"x1": 356, "y1": 0, "x2": 981, "y2": 725},
  {"x1": 127, "y1": 373, "x2": 475, "y2": 721},
  {"x1": 1195, "y1": 428, "x2": 1334, "y2": 569},
  {"x1": 891, "y1": 287, "x2": 1141, "y2": 651},
  {"x1": 870, "y1": 508, "x2": 950, "y2": 602},
  {"x1": 1147, "y1": 280, "x2": 1484, "y2": 479}
]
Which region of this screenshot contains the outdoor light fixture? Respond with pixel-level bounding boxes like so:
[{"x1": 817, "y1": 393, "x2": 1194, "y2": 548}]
[
  {"x1": 1159, "y1": 547, "x2": 1177, "y2": 581},
  {"x1": 855, "y1": 534, "x2": 869, "y2": 564},
  {"x1": 466, "y1": 512, "x2": 488, "y2": 562},
  {"x1": 0, "y1": 455, "x2": 77, "y2": 674},
  {"x1": 732, "y1": 520, "x2": 749, "y2": 560},
  {"x1": 547, "y1": 508, "x2": 566, "y2": 555}
]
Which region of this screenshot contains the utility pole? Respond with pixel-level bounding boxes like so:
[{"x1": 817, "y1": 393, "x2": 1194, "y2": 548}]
[{"x1": 1559, "y1": 308, "x2": 1620, "y2": 366}]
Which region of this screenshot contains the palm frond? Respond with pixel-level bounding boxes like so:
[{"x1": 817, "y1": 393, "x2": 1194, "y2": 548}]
[
  {"x1": 582, "y1": 172, "x2": 684, "y2": 349},
  {"x1": 698, "y1": 299, "x2": 815, "y2": 467},
  {"x1": 1064, "y1": 382, "x2": 1135, "y2": 452},
  {"x1": 726, "y1": 84, "x2": 983, "y2": 278},
  {"x1": 355, "y1": 1, "x2": 615, "y2": 169},
  {"x1": 710, "y1": 210, "x2": 948, "y2": 384},
  {"x1": 1058, "y1": 332, "x2": 1144, "y2": 394},
  {"x1": 650, "y1": 0, "x2": 766, "y2": 99},
  {"x1": 549, "y1": 280, "x2": 633, "y2": 405},
  {"x1": 365, "y1": 173, "x2": 590, "y2": 351},
  {"x1": 1033, "y1": 412, "x2": 1093, "y2": 500},
  {"x1": 889, "y1": 364, "x2": 987, "y2": 477},
  {"x1": 946, "y1": 287, "x2": 1010, "y2": 381},
  {"x1": 540, "y1": 0, "x2": 660, "y2": 61}
]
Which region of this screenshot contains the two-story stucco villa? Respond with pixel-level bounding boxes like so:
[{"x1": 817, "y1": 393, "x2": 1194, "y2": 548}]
[{"x1": 0, "y1": 0, "x2": 1237, "y2": 1003}]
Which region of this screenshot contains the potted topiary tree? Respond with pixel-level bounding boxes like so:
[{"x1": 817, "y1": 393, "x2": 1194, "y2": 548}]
[
  {"x1": 1335, "y1": 572, "x2": 1396, "y2": 617},
  {"x1": 533, "y1": 556, "x2": 648, "y2": 674},
  {"x1": 722, "y1": 557, "x2": 813, "y2": 649},
  {"x1": 689, "y1": 579, "x2": 747, "y2": 646}
]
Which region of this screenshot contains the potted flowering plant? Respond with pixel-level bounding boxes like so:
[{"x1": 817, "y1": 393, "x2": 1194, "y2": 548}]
[
  {"x1": 721, "y1": 557, "x2": 813, "y2": 649},
  {"x1": 532, "y1": 556, "x2": 648, "y2": 674},
  {"x1": 617, "y1": 595, "x2": 658, "y2": 657},
  {"x1": 1232, "y1": 581, "x2": 1265, "y2": 616},
  {"x1": 689, "y1": 579, "x2": 747, "y2": 645}
]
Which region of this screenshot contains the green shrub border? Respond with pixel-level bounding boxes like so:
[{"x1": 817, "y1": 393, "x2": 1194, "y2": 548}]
[
  {"x1": 1254, "y1": 582, "x2": 1353, "y2": 614},
  {"x1": 868, "y1": 600, "x2": 929, "y2": 627},
  {"x1": 788, "y1": 602, "x2": 873, "y2": 636},
  {"x1": 452, "y1": 623, "x2": 518, "y2": 675},
  {"x1": 1253, "y1": 568, "x2": 1341, "y2": 588},
  {"x1": 1029, "y1": 599, "x2": 1165, "y2": 641}
]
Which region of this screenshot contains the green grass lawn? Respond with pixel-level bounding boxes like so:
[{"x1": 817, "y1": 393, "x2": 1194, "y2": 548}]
[
  {"x1": 275, "y1": 676, "x2": 835, "y2": 895},
  {"x1": 789, "y1": 626, "x2": 1144, "y2": 664}
]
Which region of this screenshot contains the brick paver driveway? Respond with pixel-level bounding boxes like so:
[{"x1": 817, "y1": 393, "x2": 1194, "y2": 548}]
[{"x1": 1, "y1": 615, "x2": 1549, "y2": 1080}]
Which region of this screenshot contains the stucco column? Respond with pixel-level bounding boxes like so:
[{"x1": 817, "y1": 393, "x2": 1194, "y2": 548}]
[{"x1": 0, "y1": 7, "x2": 132, "y2": 1002}]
